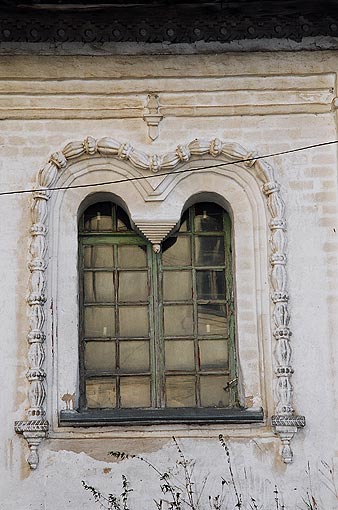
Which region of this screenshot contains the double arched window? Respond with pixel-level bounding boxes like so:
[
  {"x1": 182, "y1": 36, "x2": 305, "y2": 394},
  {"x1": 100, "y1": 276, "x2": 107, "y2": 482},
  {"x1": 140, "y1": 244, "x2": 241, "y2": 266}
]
[{"x1": 78, "y1": 200, "x2": 239, "y2": 422}]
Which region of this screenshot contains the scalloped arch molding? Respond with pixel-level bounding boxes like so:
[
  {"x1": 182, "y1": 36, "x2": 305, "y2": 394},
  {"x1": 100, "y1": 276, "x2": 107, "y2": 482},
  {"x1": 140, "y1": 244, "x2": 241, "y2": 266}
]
[{"x1": 14, "y1": 136, "x2": 305, "y2": 469}]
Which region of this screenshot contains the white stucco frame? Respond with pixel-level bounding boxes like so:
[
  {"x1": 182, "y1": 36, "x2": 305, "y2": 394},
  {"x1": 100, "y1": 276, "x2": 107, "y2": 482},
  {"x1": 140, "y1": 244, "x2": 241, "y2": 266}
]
[{"x1": 14, "y1": 136, "x2": 305, "y2": 469}]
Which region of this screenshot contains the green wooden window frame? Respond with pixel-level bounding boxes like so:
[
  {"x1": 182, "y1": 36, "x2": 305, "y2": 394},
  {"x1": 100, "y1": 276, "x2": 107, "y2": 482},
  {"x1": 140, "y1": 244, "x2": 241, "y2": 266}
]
[{"x1": 60, "y1": 201, "x2": 264, "y2": 425}]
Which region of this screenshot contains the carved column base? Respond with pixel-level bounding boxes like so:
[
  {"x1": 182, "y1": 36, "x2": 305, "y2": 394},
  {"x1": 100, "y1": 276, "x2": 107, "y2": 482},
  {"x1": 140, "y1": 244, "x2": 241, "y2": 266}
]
[
  {"x1": 272, "y1": 415, "x2": 305, "y2": 463},
  {"x1": 15, "y1": 420, "x2": 49, "y2": 469}
]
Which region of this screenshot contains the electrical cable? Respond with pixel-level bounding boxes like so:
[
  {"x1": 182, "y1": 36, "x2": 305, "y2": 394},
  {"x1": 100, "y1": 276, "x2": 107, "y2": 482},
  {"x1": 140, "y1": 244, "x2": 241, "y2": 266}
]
[{"x1": 0, "y1": 138, "x2": 337, "y2": 197}]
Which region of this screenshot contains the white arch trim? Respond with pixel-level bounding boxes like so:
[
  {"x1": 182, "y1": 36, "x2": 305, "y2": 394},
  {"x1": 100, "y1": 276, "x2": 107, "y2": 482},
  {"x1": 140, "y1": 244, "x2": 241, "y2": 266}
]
[{"x1": 14, "y1": 136, "x2": 305, "y2": 469}]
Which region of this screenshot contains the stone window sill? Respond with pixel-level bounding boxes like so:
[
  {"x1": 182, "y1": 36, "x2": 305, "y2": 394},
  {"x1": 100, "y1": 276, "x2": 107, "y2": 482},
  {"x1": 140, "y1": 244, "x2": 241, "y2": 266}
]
[{"x1": 59, "y1": 407, "x2": 264, "y2": 426}]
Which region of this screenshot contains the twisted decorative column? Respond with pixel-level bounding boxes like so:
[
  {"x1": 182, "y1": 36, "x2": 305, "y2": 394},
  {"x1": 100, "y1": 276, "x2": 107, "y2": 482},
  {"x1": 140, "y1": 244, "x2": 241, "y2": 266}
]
[
  {"x1": 255, "y1": 160, "x2": 305, "y2": 463},
  {"x1": 14, "y1": 154, "x2": 66, "y2": 469}
]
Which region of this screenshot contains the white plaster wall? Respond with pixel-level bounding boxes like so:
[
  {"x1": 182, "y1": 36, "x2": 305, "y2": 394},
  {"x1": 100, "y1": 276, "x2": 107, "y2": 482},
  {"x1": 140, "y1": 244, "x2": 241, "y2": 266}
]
[{"x1": 0, "y1": 51, "x2": 337, "y2": 509}]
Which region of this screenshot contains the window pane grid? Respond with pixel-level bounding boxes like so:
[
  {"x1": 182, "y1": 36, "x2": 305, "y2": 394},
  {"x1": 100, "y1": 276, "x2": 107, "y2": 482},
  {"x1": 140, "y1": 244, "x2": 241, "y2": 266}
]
[
  {"x1": 80, "y1": 202, "x2": 134, "y2": 234},
  {"x1": 79, "y1": 201, "x2": 236, "y2": 413},
  {"x1": 161, "y1": 204, "x2": 234, "y2": 409},
  {"x1": 80, "y1": 214, "x2": 153, "y2": 408}
]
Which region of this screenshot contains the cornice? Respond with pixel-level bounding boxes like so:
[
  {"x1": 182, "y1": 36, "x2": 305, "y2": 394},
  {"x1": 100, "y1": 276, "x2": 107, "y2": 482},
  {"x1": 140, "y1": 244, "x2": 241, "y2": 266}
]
[{"x1": 1, "y1": 3, "x2": 338, "y2": 43}]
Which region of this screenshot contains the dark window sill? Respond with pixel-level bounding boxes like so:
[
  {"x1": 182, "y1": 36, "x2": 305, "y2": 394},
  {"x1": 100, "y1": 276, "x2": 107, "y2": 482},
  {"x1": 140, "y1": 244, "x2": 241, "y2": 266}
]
[{"x1": 59, "y1": 407, "x2": 264, "y2": 427}]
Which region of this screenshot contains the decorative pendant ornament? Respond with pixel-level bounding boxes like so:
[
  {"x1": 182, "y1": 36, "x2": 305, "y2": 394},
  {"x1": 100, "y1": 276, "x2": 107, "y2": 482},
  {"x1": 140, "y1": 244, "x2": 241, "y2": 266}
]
[{"x1": 143, "y1": 94, "x2": 163, "y2": 141}]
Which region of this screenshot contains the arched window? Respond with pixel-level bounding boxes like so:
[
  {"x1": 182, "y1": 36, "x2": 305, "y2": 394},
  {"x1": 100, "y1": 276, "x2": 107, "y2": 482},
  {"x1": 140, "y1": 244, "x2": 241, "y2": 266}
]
[{"x1": 71, "y1": 200, "x2": 260, "y2": 424}]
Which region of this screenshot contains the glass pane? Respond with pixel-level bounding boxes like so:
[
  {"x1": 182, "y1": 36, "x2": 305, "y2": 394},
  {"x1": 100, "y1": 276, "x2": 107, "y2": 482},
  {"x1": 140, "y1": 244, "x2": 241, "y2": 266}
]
[
  {"x1": 199, "y1": 339, "x2": 229, "y2": 370},
  {"x1": 85, "y1": 341, "x2": 116, "y2": 371},
  {"x1": 84, "y1": 202, "x2": 113, "y2": 232},
  {"x1": 195, "y1": 237, "x2": 225, "y2": 266},
  {"x1": 165, "y1": 340, "x2": 195, "y2": 370},
  {"x1": 120, "y1": 376, "x2": 150, "y2": 407},
  {"x1": 84, "y1": 272, "x2": 115, "y2": 303},
  {"x1": 118, "y1": 271, "x2": 148, "y2": 302},
  {"x1": 118, "y1": 245, "x2": 147, "y2": 268},
  {"x1": 200, "y1": 375, "x2": 230, "y2": 407},
  {"x1": 96, "y1": 213, "x2": 114, "y2": 231},
  {"x1": 196, "y1": 270, "x2": 225, "y2": 300},
  {"x1": 198, "y1": 305, "x2": 228, "y2": 336},
  {"x1": 86, "y1": 378, "x2": 116, "y2": 408},
  {"x1": 84, "y1": 245, "x2": 114, "y2": 268},
  {"x1": 84, "y1": 246, "x2": 92, "y2": 268},
  {"x1": 166, "y1": 376, "x2": 196, "y2": 407},
  {"x1": 164, "y1": 305, "x2": 193, "y2": 336},
  {"x1": 84, "y1": 307, "x2": 115, "y2": 337},
  {"x1": 162, "y1": 236, "x2": 191, "y2": 267},
  {"x1": 117, "y1": 207, "x2": 132, "y2": 232},
  {"x1": 95, "y1": 272, "x2": 115, "y2": 302},
  {"x1": 120, "y1": 341, "x2": 149, "y2": 372},
  {"x1": 194, "y1": 203, "x2": 223, "y2": 232},
  {"x1": 163, "y1": 271, "x2": 192, "y2": 301},
  {"x1": 119, "y1": 306, "x2": 149, "y2": 337},
  {"x1": 84, "y1": 272, "x2": 94, "y2": 302},
  {"x1": 178, "y1": 211, "x2": 189, "y2": 232}
]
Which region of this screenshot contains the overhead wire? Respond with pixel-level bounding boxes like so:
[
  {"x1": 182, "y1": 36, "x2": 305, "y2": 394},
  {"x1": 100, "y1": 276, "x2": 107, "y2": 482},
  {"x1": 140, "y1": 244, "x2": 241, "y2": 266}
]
[{"x1": 0, "y1": 138, "x2": 337, "y2": 197}]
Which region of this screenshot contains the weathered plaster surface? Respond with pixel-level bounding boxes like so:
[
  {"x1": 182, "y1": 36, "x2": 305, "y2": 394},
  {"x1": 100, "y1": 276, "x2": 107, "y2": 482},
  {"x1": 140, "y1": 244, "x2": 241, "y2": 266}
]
[{"x1": 1, "y1": 51, "x2": 337, "y2": 508}]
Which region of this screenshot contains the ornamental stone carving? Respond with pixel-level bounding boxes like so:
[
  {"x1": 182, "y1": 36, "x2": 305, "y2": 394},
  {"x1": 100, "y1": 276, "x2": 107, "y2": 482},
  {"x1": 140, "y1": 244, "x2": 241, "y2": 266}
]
[
  {"x1": 143, "y1": 94, "x2": 163, "y2": 141},
  {"x1": 15, "y1": 136, "x2": 305, "y2": 468}
]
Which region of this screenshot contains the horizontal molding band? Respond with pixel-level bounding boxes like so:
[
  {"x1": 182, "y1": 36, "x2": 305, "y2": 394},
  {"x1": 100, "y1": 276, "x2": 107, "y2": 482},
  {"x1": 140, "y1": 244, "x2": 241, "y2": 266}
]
[
  {"x1": 0, "y1": 73, "x2": 333, "y2": 119},
  {"x1": 0, "y1": 104, "x2": 333, "y2": 120}
]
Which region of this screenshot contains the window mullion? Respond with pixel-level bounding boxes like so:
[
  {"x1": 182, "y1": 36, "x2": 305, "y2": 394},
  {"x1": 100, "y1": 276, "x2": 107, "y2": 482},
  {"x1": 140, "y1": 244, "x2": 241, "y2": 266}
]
[
  {"x1": 79, "y1": 239, "x2": 86, "y2": 409},
  {"x1": 191, "y1": 207, "x2": 201, "y2": 407},
  {"x1": 148, "y1": 247, "x2": 159, "y2": 407},
  {"x1": 224, "y1": 213, "x2": 237, "y2": 405},
  {"x1": 114, "y1": 244, "x2": 120, "y2": 409}
]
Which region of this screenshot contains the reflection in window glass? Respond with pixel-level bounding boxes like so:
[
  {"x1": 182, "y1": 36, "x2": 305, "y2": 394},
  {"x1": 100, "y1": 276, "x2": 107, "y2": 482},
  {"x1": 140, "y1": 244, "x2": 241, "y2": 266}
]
[
  {"x1": 120, "y1": 377, "x2": 150, "y2": 408},
  {"x1": 200, "y1": 375, "x2": 230, "y2": 407},
  {"x1": 84, "y1": 202, "x2": 113, "y2": 232},
  {"x1": 166, "y1": 376, "x2": 196, "y2": 407},
  {"x1": 195, "y1": 236, "x2": 225, "y2": 266},
  {"x1": 119, "y1": 341, "x2": 150, "y2": 372},
  {"x1": 84, "y1": 307, "x2": 115, "y2": 337},
  {"x1": 85, "y1": 341, "x2": 116, "y2": 371},
  {"x1": 84, "y1": 245, "x2": 114, "y2": 268},
  {"x1": 84, "y1": 272, "x2": 115, "y2": 303},
  {"x1": 119, "y1": 306, "x2": 149, "y2": 337},
  {"x1": 118, "y1": 271, "x2": 148, "y2": 302},
  {"x1": 164, "y1": 305, "x2": 194, "y2": 336},
  {"x1": 86, "y1": 378, "x2": 116, "y2": 408},
  {"x1": 163, "y1": 271, "x2": 192, "y2": 301},
  {"x1": 162, "y1": 236, "x2": 191, "y2": 267},
  {"x1": 118, "y1": 245, "x2": 147, "y2": 268},
  {"x1": 165, "y1": 340, "x2": 195, "y2": 370},
  {"x1": 197, "y1": 304, "x2": 228, "y2": 336},
  {"x1": 199, "y1": 339, "x2": 228, "y2": 370},
  {"x1": 196, "y1": 270, "x2": 225, "y2": 300},
  {"x1": 194, "y1": 203, "x2": 223, "y2": 232}
]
